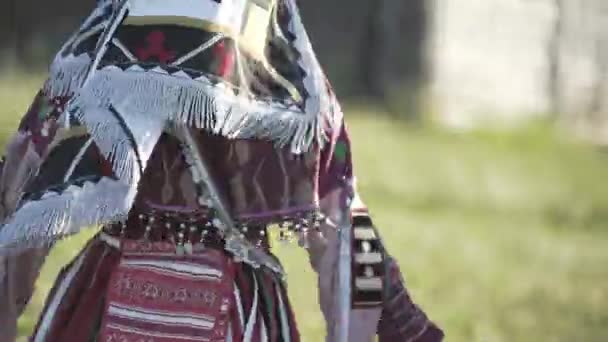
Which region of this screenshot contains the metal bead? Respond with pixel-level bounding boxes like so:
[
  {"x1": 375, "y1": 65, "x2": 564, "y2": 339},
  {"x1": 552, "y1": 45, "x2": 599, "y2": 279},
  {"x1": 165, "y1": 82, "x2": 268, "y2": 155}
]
[
  {"x1": 259, "y1": 230, "x2": 266, "y2": 237},
  {"x1": 165, "y1": 223, "x2": 171, "y2": 229},
  {"x1": 362, "y1": 241, "x2": 372, "y2": 253},
  {"x1": 364, "y1": 266, "x2": 374, "y2": 278},
  {"x1": 138, "y1": 214, "x2": 145, "y2": 220},
  {"x1": 242, "y1": 226, "x2": 248, "y2": 233},
  {"x1": 184, "y1": 242, "x2": 193, "y2": 255},
  {"x1": 149, "y1": 216, "x2": 156, "y2": 223},
  {"x1": 190, "y1": 226, "x2": 198, "y2": 233},
  {"x1": 299, "y1": 230, "x2": 310, "y2": 249},
  {"x1": 180, "y1": 223, "x2": 186, "y2": 230},
  {"x1": 145, "y1": 225, "x2": 152, "y2": 232}
]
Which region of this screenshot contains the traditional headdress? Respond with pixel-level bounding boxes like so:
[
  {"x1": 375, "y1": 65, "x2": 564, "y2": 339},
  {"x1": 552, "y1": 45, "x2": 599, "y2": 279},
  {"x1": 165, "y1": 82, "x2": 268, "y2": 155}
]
[{"x1": 0, "y1": 0, "x2": 343, "y2": 257}]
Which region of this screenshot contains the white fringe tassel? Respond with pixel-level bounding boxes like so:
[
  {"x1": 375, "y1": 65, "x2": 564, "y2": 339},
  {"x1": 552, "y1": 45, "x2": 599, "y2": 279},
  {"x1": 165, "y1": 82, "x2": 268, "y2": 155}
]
[
  {"x1": 68, "y1": 68, "x2": 323, "y2": 154},
  {"x1": 71, "y1": 106, "x2": 138, "y2": 184},
  {"x1": 284, "y1": 0, "x2": 337, "y2": 135},
  {"x1": 0, "y1": 177, "x2": 133, "y2": 255},
  {"x1": 45, "y1": 53, "x2": 92, "y2": 99},
  {"x1": 70, "y1": 104, "x2": 164, "y2": 185}
]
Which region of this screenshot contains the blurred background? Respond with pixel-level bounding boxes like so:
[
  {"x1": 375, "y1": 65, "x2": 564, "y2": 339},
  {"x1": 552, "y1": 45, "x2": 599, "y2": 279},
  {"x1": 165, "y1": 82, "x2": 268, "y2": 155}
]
[{"x1": 1, "y1": 0, "x2": 607, "y2": 341}]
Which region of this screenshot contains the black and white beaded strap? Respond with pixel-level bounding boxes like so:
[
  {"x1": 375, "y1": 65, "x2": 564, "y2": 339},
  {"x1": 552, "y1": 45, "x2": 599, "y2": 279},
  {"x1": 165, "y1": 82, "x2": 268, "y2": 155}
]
[{"x1": 351, "y1": 214, "x2": 385, "y2": 308}]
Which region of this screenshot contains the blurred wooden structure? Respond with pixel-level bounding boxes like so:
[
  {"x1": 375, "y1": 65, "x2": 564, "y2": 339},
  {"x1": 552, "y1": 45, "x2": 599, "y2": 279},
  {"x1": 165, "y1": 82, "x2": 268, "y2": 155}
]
[{"x1": 431, "y1": 0, "x2": 608, "y2": 142}]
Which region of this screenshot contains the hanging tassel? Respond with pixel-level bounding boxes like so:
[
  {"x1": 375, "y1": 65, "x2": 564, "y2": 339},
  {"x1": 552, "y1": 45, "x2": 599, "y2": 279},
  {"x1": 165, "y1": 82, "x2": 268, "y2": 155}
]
[{"x1": 68, "y1": 67, "x2": 324, "y2": 154}]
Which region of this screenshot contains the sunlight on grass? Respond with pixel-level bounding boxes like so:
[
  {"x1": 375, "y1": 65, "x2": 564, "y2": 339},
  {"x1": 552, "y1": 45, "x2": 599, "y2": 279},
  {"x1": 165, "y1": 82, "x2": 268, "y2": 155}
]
[{"x1": 2, "y1": 75, "x2": 607, "y2": 342}]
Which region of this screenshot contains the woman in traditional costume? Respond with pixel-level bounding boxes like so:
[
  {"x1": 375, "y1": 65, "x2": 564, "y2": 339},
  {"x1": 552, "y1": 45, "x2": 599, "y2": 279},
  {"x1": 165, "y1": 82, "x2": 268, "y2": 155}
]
[{"x1": 0, "y1": 0, "x2": 444, "y2": 341}]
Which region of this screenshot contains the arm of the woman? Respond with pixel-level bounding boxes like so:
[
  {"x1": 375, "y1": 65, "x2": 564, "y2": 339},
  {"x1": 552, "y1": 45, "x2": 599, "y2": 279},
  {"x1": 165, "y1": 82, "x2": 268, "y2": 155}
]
[
  {"x1": 0, "y1": 92, "x2": 61, "y2": 342},
  {"x1": 306, "y1": 120, "x2": 444, "y2": 341},
  {"x1": 306, "y1": 188, "x2": 382, "y2": 342}
]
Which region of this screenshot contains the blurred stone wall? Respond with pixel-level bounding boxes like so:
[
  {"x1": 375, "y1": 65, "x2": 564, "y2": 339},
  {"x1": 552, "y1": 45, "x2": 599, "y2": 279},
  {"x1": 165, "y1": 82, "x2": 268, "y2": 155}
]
[
  {"x1": 554, "y1": 0, "x2": 608, "y2": 143},
  {"x1": 430, "y1": 0, "x2": 557, "y2": 126},
  {"x1": 430, "y1": 0, "x2": 608, "y2": 139}
]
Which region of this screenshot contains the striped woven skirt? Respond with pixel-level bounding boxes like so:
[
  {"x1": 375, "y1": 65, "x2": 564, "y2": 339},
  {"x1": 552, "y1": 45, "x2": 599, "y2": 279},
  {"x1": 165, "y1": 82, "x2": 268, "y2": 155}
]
[{"x1": 31, "y1": 234, "x2": 300, "y2": 342}]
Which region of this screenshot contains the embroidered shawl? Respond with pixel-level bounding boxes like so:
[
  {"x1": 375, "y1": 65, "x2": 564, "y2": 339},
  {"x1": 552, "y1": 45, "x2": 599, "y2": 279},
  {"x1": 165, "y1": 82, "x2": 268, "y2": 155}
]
[{"x1": 0, "y1": 0, "x2": 343, "y2": 255}]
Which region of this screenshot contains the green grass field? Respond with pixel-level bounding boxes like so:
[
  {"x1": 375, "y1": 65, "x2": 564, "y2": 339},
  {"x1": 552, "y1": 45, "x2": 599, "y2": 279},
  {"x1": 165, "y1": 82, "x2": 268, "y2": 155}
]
[{"x1": 2, "y1": 73, "x2": 608, "y2": 341}]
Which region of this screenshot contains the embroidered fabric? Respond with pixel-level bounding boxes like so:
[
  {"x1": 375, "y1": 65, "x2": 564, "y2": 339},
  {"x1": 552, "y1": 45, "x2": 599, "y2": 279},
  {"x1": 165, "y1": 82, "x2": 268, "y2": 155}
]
[
  {"x1": 0, "y1": 0, "x2": 341, "y2": 254},
  {"x1": 100, "y1": 249, "x2": 235, "y2": 341},
  {"x1": 30, "y1": 235, "x2": 301, "y2": 342},
  {"x1": 46, "y1": 0, "x2": 339, "y2": 154}
]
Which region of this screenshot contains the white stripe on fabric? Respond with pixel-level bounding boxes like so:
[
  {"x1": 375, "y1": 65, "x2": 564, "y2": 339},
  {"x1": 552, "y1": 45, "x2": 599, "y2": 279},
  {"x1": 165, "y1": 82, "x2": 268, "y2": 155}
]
[
  {"x1": 243, "y1": 275, "x2": 259, "y2": 342},
  {"x1": 82, "y1": 0, "x2": 129, "y2": 88},
  {"x1": 276, "y1": 284, "x2": 291, "y2": 342},
  {"x1": 107, "y1": 304, "x2": 215, "y2": 329},
  {"x1": 171, "y1": 34, "x2": 225, "y2": 66},
  {"x1": 126, "y1": 0, "x2": 246, "y2": 33},
  {"x1": 111, "y1": 38, "x2": 138, "y2": 62},
  {"x1": 34, "y1": 248, "x2": 89, "y2": 342},
  {"x1": 53, "y1": 3, "x2": 108, "y2": 64},
  {"x1": 120, "y1": 259, "x2": 223, "y2": 278},
  {"x1": 99, "y1": 232, "x2": 121, "y2": 249},
  {"x1": 106, "y1": 323, "x2": 212, "y2": 341},
  {"x1": 71, "y1": 22, "x2": 106, "y2": 50},
  {"x1": 227, "y1": 324, "x2": 233, "y2": 342},
  {"x1": 234, "y1": 282, "x2": 246, "y2": 329},
  {"x1": 110, "y1": 302, "x2": 215, "y2": 321},
  {"x1": 260, "y1": 312, "x2": 269, "y2": 342},
  {"x1": 355, "y1": 277, "x2": 383, "y2": 291},
  {"x1": 63, "y1": 136, "x2": 94, "y2": 182},
  {"x1": 119, "y1": 264, "x2": 222, "y2": 282},
  {"x1": 354, "y1": 253, "x2": 382, "y2": 264}
]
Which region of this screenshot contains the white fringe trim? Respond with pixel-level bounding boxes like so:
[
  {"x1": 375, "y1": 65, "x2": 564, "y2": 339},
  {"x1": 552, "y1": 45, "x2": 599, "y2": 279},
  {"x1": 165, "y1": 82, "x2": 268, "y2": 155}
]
[
  {"x1": 41, "y1": 0, "x2": 341, "y2": 155},
  {"x1": 0, "y1": 177, "x2": 133, "y2": 254},
  {"x1": 69, "y1": 68, "x2": 323, "y2": 153},
  {"x1": 284, "y1": 0, "x2": 332, "y2": 125},
  {"x1": 51, "y1": 1, "x2": 110, "y2": 66},
  {"x1": 70, "y1": 107, "x2": 138, "y2": 184},
  {"x1": 45, "y1": 53, "x2": 92, "y2": 98},
  {"x1": 243, "y1": 275, "x2": 259, "y2": 342},
  {"x1": 70, "y1": 104, "x2": 164, "y2": 184}
]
